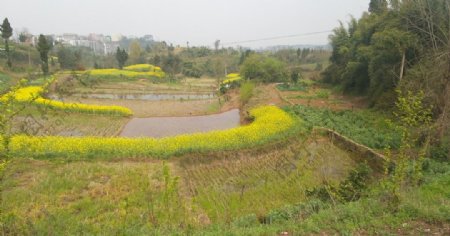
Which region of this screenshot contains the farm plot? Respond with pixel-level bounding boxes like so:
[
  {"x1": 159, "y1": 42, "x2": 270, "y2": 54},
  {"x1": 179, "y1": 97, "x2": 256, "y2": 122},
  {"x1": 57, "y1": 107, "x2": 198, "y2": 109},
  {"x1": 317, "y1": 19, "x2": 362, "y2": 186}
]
[
  {"x1": 177, "y1": 136, "x2": 358, "y2": 223},
  {"x1": 0, "y1": 159, "x2": 195, "y2": 235}
]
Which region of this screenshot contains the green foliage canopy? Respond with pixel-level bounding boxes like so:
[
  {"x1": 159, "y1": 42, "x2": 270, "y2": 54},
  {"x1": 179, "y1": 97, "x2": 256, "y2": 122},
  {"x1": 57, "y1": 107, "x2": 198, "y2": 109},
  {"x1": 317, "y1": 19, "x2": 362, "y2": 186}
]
[{"x1": 240, "y1": 54, "x2": 288, "y2": 83}]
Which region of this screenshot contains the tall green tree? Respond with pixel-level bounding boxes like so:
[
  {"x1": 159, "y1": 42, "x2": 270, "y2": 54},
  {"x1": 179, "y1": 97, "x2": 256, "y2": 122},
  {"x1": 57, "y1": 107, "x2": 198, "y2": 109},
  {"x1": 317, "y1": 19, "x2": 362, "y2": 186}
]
[
  {"x1": 37, "y1": 34, "x2": 52, "y2": 75},
  {"x1": 369, "y1": 0, "x2": 388, "y2": 14},
  {"x1": 18, "y1": 33, "x2": 27, "y2": 43},
  {"x1": 0, "y1": 18, "x2": 13, "y2": 68},
  {"x1": 128, "y1": 40, "x2": 142, "y2": 64},
  {"x1": 115, "y1": 47, "x2": 128, "y2": 69}
]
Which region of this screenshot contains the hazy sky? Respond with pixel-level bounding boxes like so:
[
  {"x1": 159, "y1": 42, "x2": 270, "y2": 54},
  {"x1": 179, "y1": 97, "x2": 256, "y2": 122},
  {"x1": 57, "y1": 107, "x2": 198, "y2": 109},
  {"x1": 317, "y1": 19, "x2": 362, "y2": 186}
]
[{"x1": 1, "y1": 0, "x2": 370, "y2": 48}]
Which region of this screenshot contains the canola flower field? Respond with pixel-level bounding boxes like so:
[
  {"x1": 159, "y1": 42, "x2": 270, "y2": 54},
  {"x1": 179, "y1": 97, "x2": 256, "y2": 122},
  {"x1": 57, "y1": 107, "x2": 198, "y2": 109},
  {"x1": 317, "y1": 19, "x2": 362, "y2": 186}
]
[
  {"x1": 123, "y1": 64, "x2": 163, "y2": 72},
  {"x1": 222, "y1": 73, "x2": 242, "y2": 85},
  {"x1": 2, "y1": 86, "x2": 132, "y2": 116},
  {"x1": 5, "y1": 106, "x2": 299, "y2": 159},
  {"x1": 87, "y1": 64, "x2": 166, "y2": 79}
]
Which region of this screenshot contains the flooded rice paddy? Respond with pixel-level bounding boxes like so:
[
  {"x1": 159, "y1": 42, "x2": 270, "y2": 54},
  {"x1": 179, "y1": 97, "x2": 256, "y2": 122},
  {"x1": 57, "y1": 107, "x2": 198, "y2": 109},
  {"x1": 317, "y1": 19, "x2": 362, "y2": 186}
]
[{"x1": 120, "y1": 109, "x2": 240, "y2": 138}]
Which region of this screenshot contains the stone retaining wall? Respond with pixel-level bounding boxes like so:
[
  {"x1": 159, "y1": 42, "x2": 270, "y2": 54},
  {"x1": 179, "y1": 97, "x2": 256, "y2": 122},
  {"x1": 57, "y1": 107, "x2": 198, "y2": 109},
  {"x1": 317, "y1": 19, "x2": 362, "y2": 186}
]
[{"x1": 316, "y1": 127, "x2": 387, "y2": 172}]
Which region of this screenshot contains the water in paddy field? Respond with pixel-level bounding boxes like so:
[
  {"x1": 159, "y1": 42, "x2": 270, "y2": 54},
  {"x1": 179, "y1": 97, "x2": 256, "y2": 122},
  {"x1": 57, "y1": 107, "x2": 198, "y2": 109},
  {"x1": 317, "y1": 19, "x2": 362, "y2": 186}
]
[
  {"x1": 50, "y1": 93, "x2": 215, "y2": 101},
  {"x1": 120, "y1": 109, "x2": 240, "y2": 138}
]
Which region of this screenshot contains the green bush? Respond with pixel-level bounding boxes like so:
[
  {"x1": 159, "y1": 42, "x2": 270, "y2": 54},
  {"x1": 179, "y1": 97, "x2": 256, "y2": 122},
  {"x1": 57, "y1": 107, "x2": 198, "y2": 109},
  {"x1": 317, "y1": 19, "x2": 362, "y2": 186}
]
[
  {"x1": 240, "y1": 81, "x2": 255, "y2": 105},
  {"x1": 240, "y1": 54, "x2": 288, "y2": 83}
]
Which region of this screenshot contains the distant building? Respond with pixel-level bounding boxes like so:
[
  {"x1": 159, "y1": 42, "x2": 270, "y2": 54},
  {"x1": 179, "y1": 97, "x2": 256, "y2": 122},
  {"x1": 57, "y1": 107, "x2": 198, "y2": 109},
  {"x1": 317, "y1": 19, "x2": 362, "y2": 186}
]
[
  {"x1": 26, "y1": 32, "x2": 155, "y2": 55},
  {"x1": 143, "y1": 34, "x2": 154, "y2": 42},
  {"x1": 104, "y1": 42, "x2": 120, "y2": 55},
  {"x1": 111, "y1": 34, "x2": 124, "y2": 42}
]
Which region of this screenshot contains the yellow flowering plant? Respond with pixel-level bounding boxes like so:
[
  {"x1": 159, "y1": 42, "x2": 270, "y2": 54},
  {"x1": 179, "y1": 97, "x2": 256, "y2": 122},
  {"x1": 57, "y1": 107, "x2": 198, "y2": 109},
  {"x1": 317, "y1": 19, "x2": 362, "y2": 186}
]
[
  {"x1": 1, "y1": 86, "x2": 132, "y2": 116},
  {"x1": 88, "y1": 65, "x2": 165, "y2": 79},
  {"x1": 7, "y1": 106, "x2": 300, "y2": 159},
  {"x1": 124, "y1": 64, "x2": 162, "y2": 72},
  {"x1": 221, "y1": 73, "x2": 242, "y2": 85}
]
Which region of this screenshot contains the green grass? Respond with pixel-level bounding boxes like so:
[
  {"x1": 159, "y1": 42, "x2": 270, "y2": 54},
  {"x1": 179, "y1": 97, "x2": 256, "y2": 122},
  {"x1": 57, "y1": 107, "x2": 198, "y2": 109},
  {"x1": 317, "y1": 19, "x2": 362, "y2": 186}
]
[
  {"x1": 0, "y1": 71, "x2": 12, "y2": 94},
  {"x1": 289, "y1": 89, "x2": 331, "y2": 100},
  {"x1": 206, "y1": 100, "x2": 221, "y2": 113},
  {"x1": 1, "y1": 118, "x2": 448, "y2": 235},
  {"x1": 285, "y1": 105, "x2": 401, "y2": 149},
  {"x1": 0, "y1": 159, "x2": 194, "y2": 235},
  {"x1": 181, "y1": 137, "x2": 357, "y2": 223},
  {"x1": 201, "y1": 160, "x2": 450, "y2": 235},
  {"x1": 0, "y1": 134, "x2": 362, "y2": 234}
]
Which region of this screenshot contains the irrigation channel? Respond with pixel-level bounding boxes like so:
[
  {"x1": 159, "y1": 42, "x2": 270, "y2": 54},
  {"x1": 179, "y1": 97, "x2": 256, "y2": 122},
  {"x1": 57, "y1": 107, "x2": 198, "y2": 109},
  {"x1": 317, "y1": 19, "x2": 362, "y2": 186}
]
[{"x1": 120, "y1": 109, "x2": 241, "y2": 138}]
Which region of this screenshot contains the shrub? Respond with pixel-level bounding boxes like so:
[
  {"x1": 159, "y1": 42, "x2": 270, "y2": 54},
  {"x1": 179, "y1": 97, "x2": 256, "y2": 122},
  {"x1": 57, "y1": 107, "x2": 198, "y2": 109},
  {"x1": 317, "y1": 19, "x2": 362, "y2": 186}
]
[{"x1": 239, "y1": 81, "x2": 254, "y2": 105}]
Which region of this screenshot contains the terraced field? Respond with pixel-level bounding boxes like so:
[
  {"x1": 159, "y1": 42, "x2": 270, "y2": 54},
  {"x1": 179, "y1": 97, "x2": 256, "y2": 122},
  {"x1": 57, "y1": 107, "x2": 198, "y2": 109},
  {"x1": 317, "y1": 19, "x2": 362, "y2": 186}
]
[
  {"x1": 1, "y1": 68, "x2": 424, "y2": 235},
  {"x1": 1, "y1": 134, "x2": 360, "y2": 234}
]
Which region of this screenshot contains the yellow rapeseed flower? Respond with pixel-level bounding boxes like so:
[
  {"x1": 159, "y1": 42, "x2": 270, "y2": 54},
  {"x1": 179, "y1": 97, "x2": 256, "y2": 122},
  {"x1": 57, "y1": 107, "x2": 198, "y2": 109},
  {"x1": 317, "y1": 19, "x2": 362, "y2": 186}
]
[{"x1": 9, "y1": 106, "x2": 298, "y2": 159}]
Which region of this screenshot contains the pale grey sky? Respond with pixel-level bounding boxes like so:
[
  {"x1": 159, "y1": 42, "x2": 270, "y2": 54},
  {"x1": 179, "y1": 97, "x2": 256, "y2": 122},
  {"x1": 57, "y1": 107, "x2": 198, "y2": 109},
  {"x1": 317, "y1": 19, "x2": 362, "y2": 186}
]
[{"x1": 1, "y1": 0, "x2": 370, "y2": 48}]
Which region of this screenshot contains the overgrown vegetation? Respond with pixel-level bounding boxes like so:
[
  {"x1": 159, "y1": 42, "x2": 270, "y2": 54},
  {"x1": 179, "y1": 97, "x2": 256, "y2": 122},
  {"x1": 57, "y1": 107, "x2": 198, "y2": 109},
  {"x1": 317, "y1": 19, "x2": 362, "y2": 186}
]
[
  {"x1": 323, "y1": 0, "x2": 450, "y2": 141},
  {"x1": 239, "y1": 81, "x2": 254, "y2": 105}
]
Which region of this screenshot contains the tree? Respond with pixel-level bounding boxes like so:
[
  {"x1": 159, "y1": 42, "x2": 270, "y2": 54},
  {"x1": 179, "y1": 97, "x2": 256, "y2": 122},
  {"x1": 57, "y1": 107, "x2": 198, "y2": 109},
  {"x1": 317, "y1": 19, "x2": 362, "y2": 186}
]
[
  {"x1": 57, "y1": 45, "x2": 82, "y2": 70},
  {"x1": 214, "y1": 40, "x2": 220, "y2": 52},
  {"x1": 323, "y1": 0, "x2": 449, "y2": 145},
  {"x1": 369, "y1": 0, "x2": 388, "y2": 14},
  {"x1": 37, "y1": 34, "x2": 52, "y2": 75},
  {"x1": 161, "y1": 53, "x2": 182, "y2": 78},
  {"x1": 128, "y1": 40, "x2": 142, "y2": 64},
  {"x1": 291, "y1": 70, "x2": 300, "y2": 84},
  {"x1": 0, "y1": 18, "x2": 13, "y2": 68},
  {"x1": 18, "y1": 33, "x2": 27, "y2": 43},
  {"x1": 240, "y1": 54, "x2": 288, "y2": 83},
  {"x1": 182, "y1": 61, "x2": 202, "y2": 78},
  {"x1": 115, "y1": 47, "x2": 128, "y2": 69},
  {"x1": 239, "y1": 49, "x2": 252, "y2": 65},
  {"x1": 18, "y1": 28, "x2": 30, "y2": 43}
]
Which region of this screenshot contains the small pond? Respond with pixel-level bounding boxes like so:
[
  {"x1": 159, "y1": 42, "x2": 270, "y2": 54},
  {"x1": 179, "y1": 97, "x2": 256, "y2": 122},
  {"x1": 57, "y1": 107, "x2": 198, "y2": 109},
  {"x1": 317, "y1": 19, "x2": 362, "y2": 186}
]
[
  {"x1": 120, "y1": 109, "x2": 240, "y2": 138},
  {"x1": 50, "y1": 93, "x2": 215, "y2": 101}
]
